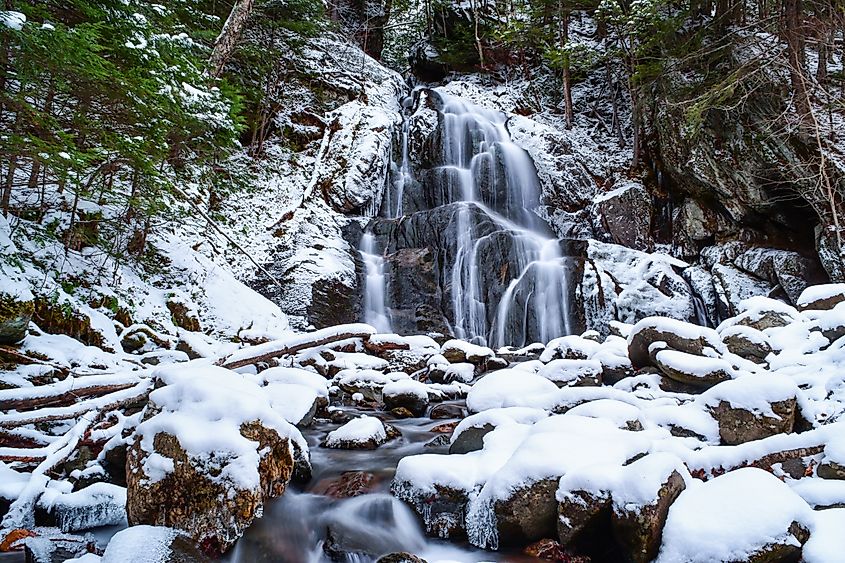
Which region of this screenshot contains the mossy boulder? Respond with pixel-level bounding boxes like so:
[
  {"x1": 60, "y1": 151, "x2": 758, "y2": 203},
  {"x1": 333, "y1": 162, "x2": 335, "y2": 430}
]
[{"x1": 0, "y1": 273, "x2": 34, "y2": 345}]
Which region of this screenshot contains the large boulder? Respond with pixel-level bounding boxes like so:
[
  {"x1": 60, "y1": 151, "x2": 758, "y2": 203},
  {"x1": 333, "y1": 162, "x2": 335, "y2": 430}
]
[
  {"x1": 126, "y1": 365, "x2": 304, "y2": 555},
  {"x1": 698, "y1": 374, "x2": 799, "y2": 445},
  {"x1": 592, "y1": 182, "x2": 653, "y2": 251},
  {"x1": 656, "y1": 468, "x2": 813, "y2": 563},
  {"x1": 797, "y1": 283, "x2": 845, "y2": 311},
  {"x1": 382, "y1": 379, "x2": 430, "y2": 416},
  {"x1": 627, "y1": 317, "x2": 724, "y2": 369},
  {"x1": 322, "y1": 415, "x2": 399, "y2": 449},
  {"x1": 653, "y1": 349, "x2": 734, "y2": 389}
]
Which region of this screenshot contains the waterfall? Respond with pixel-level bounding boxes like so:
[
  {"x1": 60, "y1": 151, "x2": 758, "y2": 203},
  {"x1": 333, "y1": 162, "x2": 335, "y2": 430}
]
[
  {"x1": 438, "y1": 94, "x2": 573, "y2": 347},
  {"x1": 360, "y1": 89, "x2": 574, "y2": 347},
  {"x1": 359, "y1": 232, "x2": 392, "y2": 333}
]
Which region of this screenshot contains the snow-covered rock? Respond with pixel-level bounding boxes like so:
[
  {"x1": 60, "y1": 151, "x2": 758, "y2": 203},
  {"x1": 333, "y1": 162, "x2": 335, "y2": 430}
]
[
  {"x1": 383, "y1": 379, "x2": 430, "y2": 416},
  {"x1": 797, "y1": 283, "x2": 845, "y2": 311},
  {"x1": 323, "y1": 415, "x2": 398, "y2": 449},
  {"x1": 656, "y1": 468, "x2": 813, "y2": 563},
  {"x1": 698, "y1": 374, "x2": 799, "y2": 445},
  {"x1": 465, "y1": 369, "x2": 560, "y2": 413},
  {"x1": 100, "y1": 525, "x2": 206, "y2": 562},
  {"x1": 126, "y1": 364, "x2": 305, "y2": 555},
  {"x1": 627, "y1": 316, "x2": 725, "y2": 368},
  {"x1": 537, "y1": 359, "x2": 602, "y2": 387}
]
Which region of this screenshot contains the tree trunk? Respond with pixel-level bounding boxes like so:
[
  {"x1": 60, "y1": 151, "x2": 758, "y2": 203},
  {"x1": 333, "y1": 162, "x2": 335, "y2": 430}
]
[
  {"x1": 784, "y1": 0, "x2": 810, "y2": 125},
  {"x1": 1, "y1": 156, "x2": 17, "y2": 217},
  {"x1": 559, "y1": 2, "x2": 574, "y2": 129},
  {"x1": 208, "y1": 0, "x2": 255, "y2": 78}
]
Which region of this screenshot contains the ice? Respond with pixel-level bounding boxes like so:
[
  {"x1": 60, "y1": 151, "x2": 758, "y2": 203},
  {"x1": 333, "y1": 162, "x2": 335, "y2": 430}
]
[{"x1": 37, "y1": 482, "x2": 127, "y2": 532}]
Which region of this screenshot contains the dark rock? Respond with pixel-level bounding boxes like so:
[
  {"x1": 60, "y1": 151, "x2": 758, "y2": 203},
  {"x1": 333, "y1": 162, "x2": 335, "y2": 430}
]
[
  {"x1": 557, "y1": 489, "x2": 612, "y2": 547},
  {"x1": 817, "y1": 459, "x2": 845, "y2": 480},
  {"x1": 449, "y1": 423, "x2": 494, "y2": 455},
  {"x1": 722, "y1": 328, "x2": 771, "y2": 362},
  {"x1": 0, "y1": 287, "x2": 33, "y2": 345},
  {"x1": 611, "y1": 470, "x2": 686, "y2": 563},
  {"x1": 425, "y1": 434, "x2": 451, "y2": 448},
  {"x1": 592, "y1": 183, "x2": 653, "y2": 251},
  {"x1": 390, "y1": 407, "x2": 416, "y2": 419},
  {"x1": 628, "y1": 319, "x2": 722, "y2": 369},
  {"x1": 429, "y1": 403, "x2": 465, "y2": 419},
  {"x1": 491, "y1": 478, "x2": 560, "y2": 546},
  {"x1": 376, "y1": 553, "x2": 427, "y2": 563}
]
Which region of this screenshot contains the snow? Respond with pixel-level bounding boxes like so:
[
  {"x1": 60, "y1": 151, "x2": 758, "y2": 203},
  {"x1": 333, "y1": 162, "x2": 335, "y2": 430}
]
[
  {"x1": 790, "y1": 478, "x2": 845, "y2": 508},
  {"x1": 450, "y1": 407, "x2": 549, "y2": 446},
  {"x1": 465, "y1": 368, "x2": 560, "y2": 412},
  {"x1": 324, "y1": 415, "x2": 387, "y2": 447},
  {"x1": 539, "y1": 335, "x2": 602, "y2": 362},
  {"x1": 0, "y1": 461, "x2": 29, "y2": 500},
  {"x1": 221, "y1": 323, "x2": 376, "y2": 367},
  {"x1": 557, "y1": 452, "x2": 690, "y2": 508},
  {"x1": 444, "y1": 362, "x2": 475, "y2": 383},
  {"x1": 629, "y1": 316, "x2": 724, "y2": 353},
  {"x1": 656, "y1": 468, "x2": 814, "y2": 563},
  {"x1": 0, "y1": 10, "x2": 25, "y2": 30},
  {"x1": 654, "y1": 349, "x2": 737, "y2": 378},
  {"x1": 37, "y1": 482, "x2": 127, "y2": 532},
  {"x1": 257, "y1": 366, "x2": 328, "y2": 396},
  {"x1": 803, "y1": 508, "x2": 845, "y2": 562}
]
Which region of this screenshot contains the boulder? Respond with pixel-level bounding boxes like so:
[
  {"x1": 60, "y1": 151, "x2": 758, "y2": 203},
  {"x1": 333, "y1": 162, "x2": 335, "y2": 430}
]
[
  {"x1": 611, "y1": 469, "x2": 686, "y2": 563},
  {"x1": 656, "y1": 468, "x2": 813, "y2": 563},
  {"x1": 592, "y1": 182, "x2": 653, "y2": 251},
  {"x1": 490, "y1": 478, "x2": 561, "y2": 545},
  {"x1": 126, "y1": 365, "x2": 302, "y2": 556},
  {"x1": 537, "y1": 359, "x2": 602, "y2": 387},
  {"x1": 429, "y1": 403, "x2": 465, "y2": 419},
  {"x1": 557, "y1": 488, "x2": 612, "y2": 546},
  {"x1": 627, "y1": 317, "x2": 724, "y2": 369},
  {"x1": 441, "y1": 340, "x2": 495, "y2": 365},
  {"x1": 0, "y1": 279, "x2": 33, "y2": 345},
  {"x1": 699, "y1": 374, "x2": 799, "y2": 445},
  {"x1": 322, "y1": 416, "x2": 399, "y2": 449},
  {"x1": 382, "y1": 379, "x2": 430, "y2": 417},
  {"x1": 449, "y1": 423, "x2": 494, "y2": 455},
  {"x1": 653, "y1": 349, "x2": 734, "y2": 389},
  {"x1": 720, "y1": 325, "x2": 771, "y2": 363},
  {"x1": 797, "y1": 283, "x2": 845, "y2": 311},
  {"x1": 817, "y1": 436, "x2": 845, "y2": 480}
]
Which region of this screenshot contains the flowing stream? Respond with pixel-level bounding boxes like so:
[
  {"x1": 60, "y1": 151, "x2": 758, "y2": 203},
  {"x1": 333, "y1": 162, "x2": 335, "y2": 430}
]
[
  {"x1": 227, "y1": 406, "x2": 510, "y2": 562},
  {"x1": 361, "y1": 90, "x2": 574, "y2": 347}
]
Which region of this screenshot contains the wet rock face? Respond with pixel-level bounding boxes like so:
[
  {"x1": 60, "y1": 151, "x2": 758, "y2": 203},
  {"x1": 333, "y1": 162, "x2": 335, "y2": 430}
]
[
  {"x1": 126, "y1": 422, "x2": 294, "y2": 556},
  {"x1": 592, "y1": 182, "x2": 653, "y2": 251}
]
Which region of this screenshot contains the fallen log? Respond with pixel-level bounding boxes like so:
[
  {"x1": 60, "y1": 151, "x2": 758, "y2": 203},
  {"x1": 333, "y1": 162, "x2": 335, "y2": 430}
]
[
  {"x1": 217, "y1": 323, "x2": 376, "y2": 370},
  {"x1": 0, "y1": 380, "x2": 139, "y2": 412},
  {"x1": 0, "y1": 381, "x2": 151, "y2": 429}
]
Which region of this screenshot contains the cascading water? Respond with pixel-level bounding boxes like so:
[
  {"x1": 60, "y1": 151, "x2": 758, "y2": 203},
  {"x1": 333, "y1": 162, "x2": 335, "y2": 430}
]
[
  {"x1": 363, "y1": 88, "x2": 574, "y2": 347},
  {"x1": 359, "y1": 231, "x2": 392, "y2": 333}
]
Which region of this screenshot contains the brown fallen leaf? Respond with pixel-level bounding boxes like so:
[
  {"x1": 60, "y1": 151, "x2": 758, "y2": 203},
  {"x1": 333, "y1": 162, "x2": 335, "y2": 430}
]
[{"x1": 0, "y1": 528, "x2": 37, "y2": 552}]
